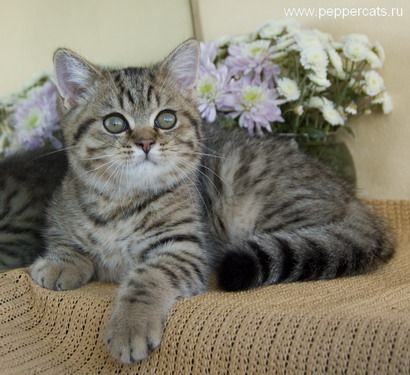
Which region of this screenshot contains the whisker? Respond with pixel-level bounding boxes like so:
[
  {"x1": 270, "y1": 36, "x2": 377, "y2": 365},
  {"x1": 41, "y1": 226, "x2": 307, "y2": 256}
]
[
  {"x1": 168, "y1": 149, "x2": 231, "y2": 161},
  {"x1": 70, "y1": 159, "x2": 118, "y2": 184},
  {"x1": 79, "y1": 152, "x2": 118, "y2": 161},
  {"x1": 32, "y1": 145, "x2": 78, "y2": 160},
  {"x1": 100, "y1": 161, "x2": 122, "y2": 194},
  {"x1": 165, "y1": 159, "x2": 211, "y2": 218},
  {"x1": 166, "y1": 150, "x2": 233, "y2": 196},
  {"x1": 173, "y1": 157, "x2": 225, "y2": 200}
]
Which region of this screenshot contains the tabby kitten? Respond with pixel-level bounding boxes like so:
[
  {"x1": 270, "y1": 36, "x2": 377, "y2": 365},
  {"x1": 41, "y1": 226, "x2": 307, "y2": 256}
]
[{"x1": 2, "y1": 40, "x2": 394, "y2": 364}]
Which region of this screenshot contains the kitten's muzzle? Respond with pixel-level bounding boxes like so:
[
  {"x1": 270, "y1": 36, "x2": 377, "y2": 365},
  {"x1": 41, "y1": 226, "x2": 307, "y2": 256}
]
[{"x1": 136, "y1": 138, "x2": 156, "y2": 154}]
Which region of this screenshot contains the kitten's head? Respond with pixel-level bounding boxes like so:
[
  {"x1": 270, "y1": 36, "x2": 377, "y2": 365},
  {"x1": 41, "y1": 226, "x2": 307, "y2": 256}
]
[{"x1": 54, "y1": 40, "x2": 202, "y2": 194}]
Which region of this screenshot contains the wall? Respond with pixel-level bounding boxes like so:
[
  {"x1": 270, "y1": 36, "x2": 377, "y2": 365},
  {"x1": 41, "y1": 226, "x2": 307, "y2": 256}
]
[
  {"x1": 191, "y1": 0, "x2": 410, "y2": 200},
  {"x1": 1, "y1": 0, "x2": 408, "y2": 200},
  {"x1": 0, "y1": 0, "x2": 194, "y2": 96}
]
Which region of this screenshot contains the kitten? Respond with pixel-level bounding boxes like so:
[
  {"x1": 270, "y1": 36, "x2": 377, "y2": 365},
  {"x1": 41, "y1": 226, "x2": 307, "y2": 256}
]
[{"x1": 1, "y1": 40, "x2": 394, "y2": 364}]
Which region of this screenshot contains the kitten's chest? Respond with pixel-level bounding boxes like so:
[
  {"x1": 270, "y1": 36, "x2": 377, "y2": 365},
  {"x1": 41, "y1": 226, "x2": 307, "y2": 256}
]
[{"x1": 76, "y1": 198, "x2": 162, "y2": 279}]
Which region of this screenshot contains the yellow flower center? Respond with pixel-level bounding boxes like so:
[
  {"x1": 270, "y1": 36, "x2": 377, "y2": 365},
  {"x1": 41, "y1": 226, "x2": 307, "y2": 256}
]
[
  {"x1": 198, "y1": 75, "x2": 219, "y2": 101},
  {"x1": 26, "y1": 108, "x2": 43, "y2": 129},
  {"x1": 242, "y1": 86, "x2": 265, "y2": 110}
]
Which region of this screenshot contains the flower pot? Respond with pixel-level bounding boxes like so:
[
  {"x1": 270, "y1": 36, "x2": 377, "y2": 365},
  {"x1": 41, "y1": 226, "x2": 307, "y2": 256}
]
[
  {"x1": 299, "y1": 139, "x2": 356, "y2": 186},
  {"x1": 279, "y1": 134, "x2": 356, "y2": 186}
]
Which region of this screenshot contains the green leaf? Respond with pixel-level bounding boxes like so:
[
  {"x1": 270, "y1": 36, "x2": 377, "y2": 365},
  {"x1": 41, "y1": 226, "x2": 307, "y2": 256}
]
[
  {"x1": 299, "y1": 126, "x2": 328, "y2": 139},
  {"x1": 216, "y1": 117, "x2": 238, "y2": 129},
  {"x1": 342, "y1": 125, "x2": 355, "y2": 137}
]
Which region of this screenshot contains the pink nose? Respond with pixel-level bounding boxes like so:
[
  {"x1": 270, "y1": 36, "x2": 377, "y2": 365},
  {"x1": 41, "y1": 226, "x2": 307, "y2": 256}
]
[{"x1": 136, "y1": 138, "x2": 156, "y2": 154}]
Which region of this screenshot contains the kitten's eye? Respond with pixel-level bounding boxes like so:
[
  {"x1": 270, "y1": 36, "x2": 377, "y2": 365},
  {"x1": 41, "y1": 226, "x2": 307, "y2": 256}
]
[
  {"x1": 155, "y1": 110, "x2": 177, "y2": 130},
  {"x1": 103, "y1": 114, "x2": 129, "y2": 134}
]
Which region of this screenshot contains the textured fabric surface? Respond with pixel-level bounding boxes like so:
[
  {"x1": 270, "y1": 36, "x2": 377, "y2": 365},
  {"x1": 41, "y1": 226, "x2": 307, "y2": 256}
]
[{"x1": 1, "y1": 200, "x2": 409, "y2": 375}]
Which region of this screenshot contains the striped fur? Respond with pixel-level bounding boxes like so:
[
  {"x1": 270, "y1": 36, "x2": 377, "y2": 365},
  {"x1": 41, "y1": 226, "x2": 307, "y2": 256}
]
[
  {"x1": 199, "y1": 125, "x2": 394, "y2": 291},
  {"x1": 0, "y1": 148, "x2": 67, "y2": 271},
  {"x1": 29, "y1": 41, "x2": 209, "y2": 364},
  {"x1": 0, "y1": 40, "x2": 393, "y2": 364}
]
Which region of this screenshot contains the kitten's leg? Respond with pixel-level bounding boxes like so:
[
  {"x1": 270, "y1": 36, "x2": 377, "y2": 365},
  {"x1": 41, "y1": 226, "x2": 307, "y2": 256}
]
[
  {"x1": 29, "y1": 244, "x2": 95, "y2": 291},
  {"x1": 105, "y1": 245, "x2": 207, "y2": 364}
]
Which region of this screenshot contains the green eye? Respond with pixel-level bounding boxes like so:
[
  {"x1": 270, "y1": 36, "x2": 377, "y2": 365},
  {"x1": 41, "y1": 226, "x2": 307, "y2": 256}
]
[
  {"x1": 155, "y1": 110, "x2": 177, "y2": 129},
  {"x1": 103, "y1": 114, "x2": 128, "y2": 134}
]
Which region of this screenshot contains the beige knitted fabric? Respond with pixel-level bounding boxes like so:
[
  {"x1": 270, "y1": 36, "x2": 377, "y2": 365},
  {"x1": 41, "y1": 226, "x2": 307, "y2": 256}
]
[{"x1": 1, "y1": 200, "x2": 409, "y2": 375}]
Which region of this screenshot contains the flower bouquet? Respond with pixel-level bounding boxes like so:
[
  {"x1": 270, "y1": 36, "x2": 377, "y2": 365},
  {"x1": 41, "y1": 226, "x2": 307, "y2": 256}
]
[{"x1": 197, "y1": 19, "x2": 392, "y2": 140}]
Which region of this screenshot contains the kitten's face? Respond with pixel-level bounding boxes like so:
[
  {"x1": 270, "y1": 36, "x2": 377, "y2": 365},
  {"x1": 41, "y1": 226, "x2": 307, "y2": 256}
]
[{"x1": 55, "y1": 41, "x2": 202, "y2": 194}]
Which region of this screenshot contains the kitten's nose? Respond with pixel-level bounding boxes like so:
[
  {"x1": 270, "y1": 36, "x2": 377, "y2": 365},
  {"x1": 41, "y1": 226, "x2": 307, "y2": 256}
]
[{"x1": 136, "y1": 138, "x2": 156, "y2": 154}]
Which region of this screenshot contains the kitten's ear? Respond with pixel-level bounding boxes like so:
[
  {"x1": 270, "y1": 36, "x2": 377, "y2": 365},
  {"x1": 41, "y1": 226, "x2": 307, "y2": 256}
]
[
  {"x1": 53, "y1": 48, "x2": 101, "y2": 109},
  {"x1": 162, "y1": 39, "x2": 200, "y2": 92}
]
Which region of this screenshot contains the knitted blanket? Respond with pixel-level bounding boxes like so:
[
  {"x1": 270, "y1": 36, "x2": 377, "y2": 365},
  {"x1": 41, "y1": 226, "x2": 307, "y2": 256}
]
[{"x1": 1, "y1": 200, "x2": 409, "y2": 374}]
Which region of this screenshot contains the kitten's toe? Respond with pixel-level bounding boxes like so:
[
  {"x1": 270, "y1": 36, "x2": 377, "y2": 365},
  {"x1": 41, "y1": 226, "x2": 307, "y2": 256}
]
[
  {"x1": 28, "y1": 258, "x2": 92, "y2": 290},
  {"x1": 105, "y1": 326, "x2": 150, "y2": 364},
  {"x1": 147, "y1": 317, "x2": 163, "y2": 351},
  {"x1": 105, "y1": 304, "x2": 165, "y2": 364}
]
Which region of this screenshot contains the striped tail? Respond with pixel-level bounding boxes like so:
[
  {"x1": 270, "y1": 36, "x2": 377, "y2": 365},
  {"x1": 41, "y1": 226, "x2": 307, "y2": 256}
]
[{"x1": 217, "y1": 201, "x2": 394, "y2": 291}]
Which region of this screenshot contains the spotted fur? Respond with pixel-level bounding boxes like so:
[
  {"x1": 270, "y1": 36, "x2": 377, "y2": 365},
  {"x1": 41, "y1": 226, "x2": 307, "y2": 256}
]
[{"x1": 0, "y1": 40, "x2": 394, "y2": 364}]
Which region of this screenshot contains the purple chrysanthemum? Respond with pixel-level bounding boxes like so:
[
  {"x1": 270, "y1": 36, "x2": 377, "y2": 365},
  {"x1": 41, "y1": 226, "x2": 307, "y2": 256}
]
[
  {"x1": 197, "y1": 44, "x2": 232, "y2": 123},
  {"x1": 226, "y1": 40, "x2": 281, "y2": 83},
  {"x1": 11, "y1": 81, "x2": 61, "y2": 151},
  {"x1": 221, "y1": 75, "x2": 283, "y2": 135},
  {"x1": 199, "y1": 41, "x2": 220, "y2": 65}
]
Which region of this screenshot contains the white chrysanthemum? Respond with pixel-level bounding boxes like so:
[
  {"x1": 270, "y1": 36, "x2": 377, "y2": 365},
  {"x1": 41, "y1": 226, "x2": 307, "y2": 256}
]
[
  {"x1": 381, "y1": 93, "x2": 393, "y2": 114},
  {"x1": 259, "y1": 21, "x2": 284, "y2": 39},
  {"x1": 372, "y1": 92, "x2": 393, "y2": 114},
  {"x1": 217, "y1": 35, "x2": 232, "y2": 46},
  {"x1": 343, "y1": 40, "x2": 370, "y2": 62},
  {"x1": 231, "y1": 33, "x2": 254, "y2": 44},
  {"x1": 372, "y1": 42, "x2": 385, "y2": 63},
  {"x1": 366, "y1": 51, "x2": 382, "y2": 69},
  {"x1": 308, "y1": 70, "x2": 331, "y2": 88},
  {"x1": 345, "y1": 102, "x2": 358, "y2": 115},
  {"x1": 275, "y1": 35, "x2": 296, "y2": 51},
  {"x1": 327, "y1": 47, "x2": 344, "y2": 73},
  {"x1": 307, "y1": 96, "x2": 325, "y2": 109},
  {"x1": 293, "y1": 104, "x2": 304, "y2": 116},
  {"x1": 277, "y1": 78, "x2": 300, "y2": 101},
  {"x1": 341, "y1": 34, "x2": 370, "y2": 45},
  {"x1": 322, "y1": 104, "x2": 345, "y2": 126},
  {"x1": 363, "y1": 71, "x2": 384, "y2": 96},
  {"x1": 312, "y1": 29, "x2": 333, "y2": 45},
  {"x1": 298, "y1": 35, "x2": 323, "y2": 50},
  {"x1": 270, "y1": 51, "x2": 287, "y2": 61},
  {"x1": 347, "y1": 78, "x2": 356, "y2": 88},
  {"x1": 332, "y1": 41, "x2": 344, "y2": 50},
  {"x1": 328, "y1": 68, "x2": 347, "y2": 80},
  {"x1": 300, "y1": 47, "x2": 328, "y2": 71},
  {"x1": 242, "y1": 40, "x2": 272, "y2": 58}
]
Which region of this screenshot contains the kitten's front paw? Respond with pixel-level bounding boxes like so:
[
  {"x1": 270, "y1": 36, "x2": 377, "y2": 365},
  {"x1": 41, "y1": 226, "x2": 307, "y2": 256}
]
[
  {"x1": 105, "y1": 302, "x2": 164, "y2": 364},
  {"x1": 29, "y1": 257, "x2": 93, "y2": 290}
]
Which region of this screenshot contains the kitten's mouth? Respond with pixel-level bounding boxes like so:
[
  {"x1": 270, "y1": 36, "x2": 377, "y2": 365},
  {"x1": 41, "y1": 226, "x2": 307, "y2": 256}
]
[{"x1": 141, "y1": 155, "x2": 157, "y2": 166}]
